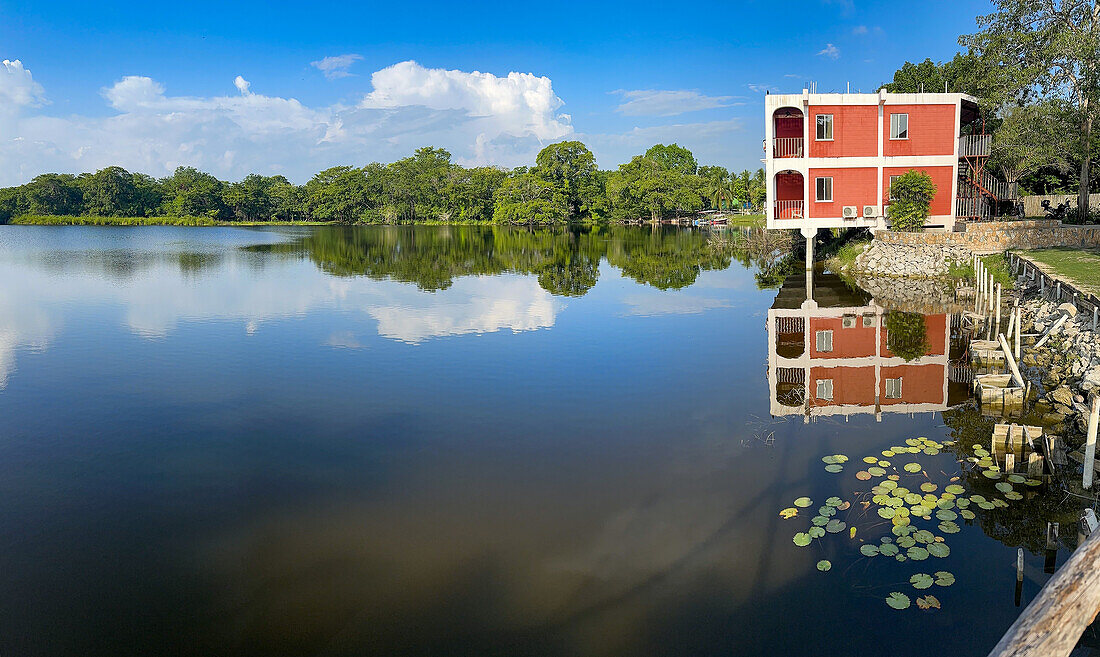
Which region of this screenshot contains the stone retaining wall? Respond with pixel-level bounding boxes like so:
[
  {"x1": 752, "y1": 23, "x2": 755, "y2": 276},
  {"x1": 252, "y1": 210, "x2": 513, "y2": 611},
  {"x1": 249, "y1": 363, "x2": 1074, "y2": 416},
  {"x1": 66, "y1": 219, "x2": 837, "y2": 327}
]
[{"x1": 875, "y1": 220, "x2": 1100, "y2": 254}]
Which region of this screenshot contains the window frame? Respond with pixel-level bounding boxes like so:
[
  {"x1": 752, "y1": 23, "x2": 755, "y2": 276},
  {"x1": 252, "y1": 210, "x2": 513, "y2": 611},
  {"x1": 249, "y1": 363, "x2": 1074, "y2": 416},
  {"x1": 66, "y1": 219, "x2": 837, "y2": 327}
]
[
  {"x1": 889, "y1": 175, "x2": 902, "y2": 200},
  {"x1": 890, "y1": 113, "x2": 909, "y2": 140},
  {"x1": 815, "y1": 177, "x2": 833, "y2": 202},
  {"x1": 816, "y1": 378, "x2": 834, "y2": 401},
  {"x1": 816, "y1": 114, "x2": 834, "y2": 141},
  {"x1": 885, "y1": 377, "x2": 903, "y2": 399},
  {"x1": 815, "y1": 329, "x2": 833, "y2": 353}
]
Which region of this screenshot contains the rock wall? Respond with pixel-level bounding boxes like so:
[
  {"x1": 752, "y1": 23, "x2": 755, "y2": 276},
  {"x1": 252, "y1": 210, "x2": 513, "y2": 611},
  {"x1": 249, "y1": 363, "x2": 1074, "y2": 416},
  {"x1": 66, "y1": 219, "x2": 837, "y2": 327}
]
[
  {"x1": 847, "y1": 275, "x2": 970, "y2": 313},
  {"x1": 875, "y1": 220, "x2": 1100, "y2": 254},
  {"x1": 848, "y1": 241, "x2": 972, "y2": 279}
]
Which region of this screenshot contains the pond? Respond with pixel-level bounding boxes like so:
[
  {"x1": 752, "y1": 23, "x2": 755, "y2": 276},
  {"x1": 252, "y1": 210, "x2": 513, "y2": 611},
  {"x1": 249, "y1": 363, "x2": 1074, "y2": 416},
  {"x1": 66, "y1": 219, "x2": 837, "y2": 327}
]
[{"x1": 0, "y1": 224, "x2": 1083, "y2": 656}]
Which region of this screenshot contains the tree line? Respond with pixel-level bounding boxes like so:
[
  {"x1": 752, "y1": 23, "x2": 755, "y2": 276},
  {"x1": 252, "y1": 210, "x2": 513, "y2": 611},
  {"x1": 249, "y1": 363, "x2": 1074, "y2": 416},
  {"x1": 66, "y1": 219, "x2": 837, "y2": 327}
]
[
  {"x1": 0, "y1": 142, "x2": 766, "y2": 225},
  {"x1": 882, "y1": 0, "x2": 1100, "y2": 221}
]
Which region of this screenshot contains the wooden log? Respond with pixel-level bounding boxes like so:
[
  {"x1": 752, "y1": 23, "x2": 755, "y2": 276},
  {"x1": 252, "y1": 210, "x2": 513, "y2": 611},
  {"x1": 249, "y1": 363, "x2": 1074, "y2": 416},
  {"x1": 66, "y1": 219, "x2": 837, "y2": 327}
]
[
  {"x1": 1000, "y1": 334, "x2": 1026, "y2": 388},
  {"x1": 1036, "y1": 314, "x2": 1070, "y2": 349},
  {"x1": 986, "y1": 522, "x2": 1100, "y2": 657},
  {"x1": 1028, "y1": 453, "x2": 1043, "y2": 477}
]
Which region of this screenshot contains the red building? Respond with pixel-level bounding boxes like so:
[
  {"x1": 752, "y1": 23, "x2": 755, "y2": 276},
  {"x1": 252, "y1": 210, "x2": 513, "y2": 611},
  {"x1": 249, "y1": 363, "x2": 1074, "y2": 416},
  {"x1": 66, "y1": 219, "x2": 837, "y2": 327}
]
[{"x1": 764, "y1": 89, "x2": 1011, "y2": 238}]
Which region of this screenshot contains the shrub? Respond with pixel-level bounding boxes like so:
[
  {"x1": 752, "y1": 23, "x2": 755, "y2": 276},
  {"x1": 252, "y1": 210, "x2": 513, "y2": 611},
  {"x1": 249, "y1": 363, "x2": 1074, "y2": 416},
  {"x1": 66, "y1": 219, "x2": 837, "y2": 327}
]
[{"x1": 887, "y1": 170, "x2": 937, "y2": 232}]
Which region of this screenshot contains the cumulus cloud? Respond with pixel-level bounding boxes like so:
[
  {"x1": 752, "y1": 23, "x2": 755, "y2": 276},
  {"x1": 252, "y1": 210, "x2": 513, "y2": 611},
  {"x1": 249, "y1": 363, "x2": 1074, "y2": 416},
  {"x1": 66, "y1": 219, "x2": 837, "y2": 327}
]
[
  {"x1": 0, "y1": 59, "x2": 575, "y2": 186},
  {"x1": 612, "y1": 89, "x2": 739, "y2": 117},
  {"x1": 311, "y1": 54, "x2": 363, "y2": 80},
  {"x1": 817, "y1": 43, "x2": 840, "y2": 59},
  {"x1": 0, "y1": 59, "x2": 45, "y2": 110}
]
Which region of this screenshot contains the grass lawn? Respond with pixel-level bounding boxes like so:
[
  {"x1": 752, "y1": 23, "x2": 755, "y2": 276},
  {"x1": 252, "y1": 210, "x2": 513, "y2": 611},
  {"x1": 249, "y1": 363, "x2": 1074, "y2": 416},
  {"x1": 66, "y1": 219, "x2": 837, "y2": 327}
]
[
  {"x1": 724, "y1": 213, "x2": 765, "y2": 227},
  {"x1": 1019, "y1": 247, "x2": 1100, "y2": 297}
]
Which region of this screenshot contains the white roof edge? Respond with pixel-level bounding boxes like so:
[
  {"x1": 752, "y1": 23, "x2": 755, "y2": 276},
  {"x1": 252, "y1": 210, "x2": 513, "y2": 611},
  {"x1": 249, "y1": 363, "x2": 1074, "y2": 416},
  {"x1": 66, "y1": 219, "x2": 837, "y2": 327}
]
[{"x1": 764, "y1": 91, "x2": 979, "y2": 107}]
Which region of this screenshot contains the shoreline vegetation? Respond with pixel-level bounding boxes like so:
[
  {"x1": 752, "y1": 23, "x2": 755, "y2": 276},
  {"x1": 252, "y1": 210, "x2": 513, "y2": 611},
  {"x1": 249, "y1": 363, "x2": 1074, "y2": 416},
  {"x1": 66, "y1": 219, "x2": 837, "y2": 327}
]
[{"x1": 0, "y1": 142, "x2": 766, "y2": 227}]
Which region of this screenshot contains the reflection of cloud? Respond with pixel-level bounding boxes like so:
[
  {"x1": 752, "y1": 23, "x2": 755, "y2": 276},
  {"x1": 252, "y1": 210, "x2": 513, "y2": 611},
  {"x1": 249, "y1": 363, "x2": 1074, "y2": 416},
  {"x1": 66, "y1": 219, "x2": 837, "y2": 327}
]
[
  {"x1": 324, "y1": 331, "x2": 366, "y2": 349},
  {"x1": 0, "y1": 287, "x2": 56, "y2": 389},
  {"x1": 621, "y1": 293, "x2": 730, "y2": 317},
  {"x1": 369, "y1": 277, "x2": 559, "y2": 343}
]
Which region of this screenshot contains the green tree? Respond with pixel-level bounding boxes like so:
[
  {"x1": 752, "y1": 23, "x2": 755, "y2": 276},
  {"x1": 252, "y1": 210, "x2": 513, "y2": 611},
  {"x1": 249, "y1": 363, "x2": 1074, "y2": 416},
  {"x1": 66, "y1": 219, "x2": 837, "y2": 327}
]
[
  {"x1": 961, "y1": 0, "x2": 1100, "y2": 219},
  {"x1": 885, "y1": 311, "x2": 931, "y2": 361},
  {"x1": 223, "y1": 174, "x2": 275, "y2": 222},
  {"x1": 162, "y1": 167, "x2": 226, "y2": 218},
  {"x1": 306, "y1": 166, "x2": 370, "y2": 223},
  {"x1": 991, "y1": 103, "x2": 1071, "y2": 193},
  {"x1": 886, "y1": 170, "x2": 937, "y2": 231},
  {"x1": 606, "y1": 151, "x2": 703, "y2": 221},
  {"x1": 24, "y1": 173, "x2": 83, "y2": 216},
  {"x1": 534, "y1": 141, "x2": 598, "y2": 219},
  {"x1": 643, "y1": 143, "x2": 698, "y2": 175},
  {"x1": 268, "y1": 177, "x2": 308, "y2": 222},
  {"x1": 491, "y1": 173, "x2": 567, "y2": 224}
]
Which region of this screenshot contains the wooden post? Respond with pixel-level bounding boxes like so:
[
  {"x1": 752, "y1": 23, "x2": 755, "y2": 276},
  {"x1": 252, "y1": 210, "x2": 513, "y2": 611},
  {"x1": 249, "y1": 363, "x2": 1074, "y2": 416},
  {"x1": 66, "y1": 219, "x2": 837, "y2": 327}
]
[
  {"x1": 986, "y1": 524, "x2": 1100, "y2": 656},
  {"x1": 1028, "y1": 453, "x2": 1043, "y2": 477},
  {"x1": 990, "y1": 274, "x2": 996, "y2": 313},
  {"x1": 1085, "y1": 395, "x2": 1099, "y2": 490},
  {"x1": 996, "y1": 284, "x2": 1003, "y2": 336},
  {"x1": 1093, "y1": 306, "x2": 1097, "y2": 333},
  {"x1": 1005, "y1": 451, "x2": 1016, "y2": 474},
  {"x1": 1000, "y1": 333, "x2": 1025, "y2": 388},
  {"x1": 1015, "y1": 306, "x2": 1022, "y2": 362},
  {"x1": 1015, "y1": 547, "x2": 1025, "y2": 607}
]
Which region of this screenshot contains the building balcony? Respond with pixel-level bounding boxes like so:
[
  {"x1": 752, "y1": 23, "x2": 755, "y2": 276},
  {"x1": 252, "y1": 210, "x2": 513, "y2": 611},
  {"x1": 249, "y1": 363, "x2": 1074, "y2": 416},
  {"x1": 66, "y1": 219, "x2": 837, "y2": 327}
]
[
  {"x1": 773, "y1": 137, "x2": 804, "y2": 158},
  {"x1": 774, "y1": 200, "x2": 804, "y2": 220},
  {"x1": 958, "y1": 134, "x2": 991, "y2": 158}
]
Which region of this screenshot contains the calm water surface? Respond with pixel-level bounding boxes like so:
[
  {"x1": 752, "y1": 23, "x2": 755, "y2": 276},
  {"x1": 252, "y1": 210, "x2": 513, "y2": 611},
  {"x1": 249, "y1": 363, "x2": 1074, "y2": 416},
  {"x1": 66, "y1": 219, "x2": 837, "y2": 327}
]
[{"x1": 0, "y1": 225, "x2": 1075, "y2": 656}]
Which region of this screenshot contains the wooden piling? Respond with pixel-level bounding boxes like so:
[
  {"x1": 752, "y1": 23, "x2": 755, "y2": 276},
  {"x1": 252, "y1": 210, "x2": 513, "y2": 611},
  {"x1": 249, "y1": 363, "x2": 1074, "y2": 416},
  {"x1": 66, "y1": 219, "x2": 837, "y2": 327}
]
[
  {"x1": 1015, "y1": 307, "x2": 1022, "y2": 362},
  {"x1": 1085, "y1": 395, "x2": 1099, "y2": 491},
  {"x1": 1000, "y1": 334, "x2": 1025, "y2": 388},
  {"x1": 996, "y1": 284, "x2": 1002, "y2": 336}
]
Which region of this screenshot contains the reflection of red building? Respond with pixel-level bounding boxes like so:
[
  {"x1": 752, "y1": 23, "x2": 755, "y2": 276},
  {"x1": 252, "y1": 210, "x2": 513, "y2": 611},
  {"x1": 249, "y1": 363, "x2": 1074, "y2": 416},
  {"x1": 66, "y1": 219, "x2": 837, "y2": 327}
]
[{"x1": 767, "y1": 272, "x2": 957, "y2": 421}]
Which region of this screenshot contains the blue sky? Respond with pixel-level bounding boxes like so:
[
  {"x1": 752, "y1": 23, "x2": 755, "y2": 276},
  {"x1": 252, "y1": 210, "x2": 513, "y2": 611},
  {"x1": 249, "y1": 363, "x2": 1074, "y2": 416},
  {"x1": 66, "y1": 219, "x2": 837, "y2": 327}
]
[{"x1": 0, "y1": 0, "x2": 989, "y2": 185}]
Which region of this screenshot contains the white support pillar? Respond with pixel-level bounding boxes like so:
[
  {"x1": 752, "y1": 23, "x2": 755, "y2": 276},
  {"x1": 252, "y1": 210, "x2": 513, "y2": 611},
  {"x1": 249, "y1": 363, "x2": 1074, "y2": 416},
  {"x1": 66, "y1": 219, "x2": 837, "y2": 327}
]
[{"x1": 802, "y1": 227, "x2": 815, "y2": 271}]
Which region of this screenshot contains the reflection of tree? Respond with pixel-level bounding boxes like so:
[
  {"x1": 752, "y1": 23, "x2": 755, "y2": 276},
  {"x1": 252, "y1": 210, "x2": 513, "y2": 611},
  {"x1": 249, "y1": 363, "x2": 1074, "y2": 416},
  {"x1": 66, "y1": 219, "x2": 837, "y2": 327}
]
[
  {"x1": 724, "y1": 228, "x2": 798, "y2": 290},
  {"x1": 250, "y1": 225, "x2": 735, "y2": 295},
  {"x1": 885, "y1": 311, "x2": 930, "y2": 362},
  {"x1": 941, "y1": 405, "x2": 1085, "y2": 553}
]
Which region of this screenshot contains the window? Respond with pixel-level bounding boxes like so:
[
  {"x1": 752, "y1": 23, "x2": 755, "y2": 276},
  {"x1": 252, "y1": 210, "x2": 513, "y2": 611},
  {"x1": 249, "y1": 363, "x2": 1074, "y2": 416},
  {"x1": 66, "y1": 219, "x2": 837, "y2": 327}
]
[
  {"x1": 816, "y1": 379, "x2": 834, "y2": 401},
  {"x1": 816, "y1": 114, "x2": 834, "y2": 140},
  {"x1": 890, "y1": 113, "x2": 909, "y2": 140},
  {"x1": 815, "y1": 177, "x2": 833, "y2": 202},
  {"x1": 816, "y1": 330, "x2": 833, "y2": 352},
  {"x1": 889, "y1": 175, "x2": 902, "y2": 200},
  {"x1": 862, "y1": 314, "x2": 876, "y2": 327},
  {"x1": 885, "y1": 377, "x2": 903, "y2": 399}
]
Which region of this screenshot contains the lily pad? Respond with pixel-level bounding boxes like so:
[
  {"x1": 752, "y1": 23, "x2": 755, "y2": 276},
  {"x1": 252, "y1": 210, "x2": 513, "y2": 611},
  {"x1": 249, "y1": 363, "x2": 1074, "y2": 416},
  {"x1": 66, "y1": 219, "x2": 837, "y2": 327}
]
[
  {"x1": 793, "y1": 532, "x2": 812, "y2": 547},
  {"x1": 825, "y1": 496, "x2": 843, "y2": 507},
  {"x1": 903, "y1": 463, "x2": 922, "y2": 473},
  {"x1": 817, "y1": 559, "x2": 832, "y2": 572},
  {"x1": 878, "y1": 507, "x2": 896, "y2": 519},
  {"x1": 960, "y1": 509, "x2": 976, "y2": 520},
  {"x1": 812, "y1": 515, "x2": 829, "y2": 526},
  {"x1": 938, "y1": 521, "x2": 960, "y2": 534},
  {"x1": 855, "y1": 470, "x2": 872, "y2": 481},
  {"x1": 860, "y1": 544, "x2": 880, "y2": 557},
  {"x1": 886, "y1": 592, "x2": 911, "y2": 610},
  {"x1": 794, "y1": 497, "x2": 813, "y2": 508},
  {"x1": 913, "y1": 530, "x2": 934, "y2": 544},
  {"x1": 995, "y1": 482, "x2": 1014, "y2": 494},
  {"x1": 819, "y1": 505, "x2": 836, "y2": 517},
  {"x1": 904, "y1": 493, "x2": 923, "y2": 505},
  {"x1": 982, "y1": 469, "x2": 1001, "y2": 480},
  {"x1": 927, "y1": 543, "x2": 950, "y2": 558},
  {"x1": 881, "y1": 480, "x2": 898, "y2": 490},
  {"x1": 780, "y1": 508, "x2": 799, "y2": 519},
  {"x1": 1008, "y1": 474, "x2": 1026, "y2": 484},
  {"x1": 956, "y1": 498, "x2": 971, "y2": 509},
  {"x1": 868, "y1": 467, "x2": 886, "y2": 477},
  {"x1": 945, "y1": 484, "x2": 965, "y2": 495},
  {"x1": 1006, "y1": 491, "x2": 1024, "y2": 501},
  {"x1": 920, "y1": 483, "x2": 938, "y2": 493},
  {"x1": 825, "y1": 464, "x2": 843, "y2": 473},
  {"x1": 808, "y1": 526, "x2": 826, "y2": 539},
  {"x1": 936, "y1": 509, "x2": 958, "y2": 521},
  {"x1": 916, "y1": 594, "x2": 941, "y2": 610},
  {"x1": 882, "y1": 450, "x2": 896, "y2": 457},
  {"x1": 863, "y1": 456, "x2": 878, "y2": 464},
  {"x1": 825, "y1": 519, "x2": 846, "y2": 534},
  {"x1": 934, "y1": 571, "x2": 955, "y2": 586},
  {"x1": 907, "y1": 546, "x2": 930, "y2": 560},
  {"x1": 897, "y1": 535, "x2": 916, "y2": 548},
  {"x1": 910, "y1": 573, "x2": 934, "y2": 589},
  {"x1": 880, "y1": 542, "x2": 899, "y2": 556}
]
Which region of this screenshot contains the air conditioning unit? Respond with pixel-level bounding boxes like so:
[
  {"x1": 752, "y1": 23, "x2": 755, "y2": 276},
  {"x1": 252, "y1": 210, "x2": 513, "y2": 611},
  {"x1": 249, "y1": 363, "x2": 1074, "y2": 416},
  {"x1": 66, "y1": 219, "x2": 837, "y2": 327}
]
[
  {"x1": 863, "y1": 205, "x2": 880, "y2": 218},
  {"x1": 842, "y1": 315, "x2": 857, "y2": 329},
  {"x1": 842, "y1": 206, "x2": 858, "y2": 219}
]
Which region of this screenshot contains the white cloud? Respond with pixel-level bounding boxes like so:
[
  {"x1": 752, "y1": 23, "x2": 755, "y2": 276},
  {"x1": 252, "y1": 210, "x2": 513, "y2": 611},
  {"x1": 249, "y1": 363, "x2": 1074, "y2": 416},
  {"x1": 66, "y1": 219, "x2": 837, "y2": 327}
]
[
  {"x1": 311, "y1": 54, "x2": 364, "y2": 80},
  {"x1": 746, "y1": 83, "x2": 779, "y2": 94},
  {"x1": 0, "y1": 59, "x2": 45, "y2": 111},
  {"x1": 817, "y1": 43, "x2": 840, "y2": 59},
  {"x1": 0, "y1": 59, "x2": 575, "y2": 186},
  {"x1": 613, "y1": 89, "x2": 739, "y2": 117},
  {"x1": 852, "y1": 25, "x2": 868, "y2": 35}
]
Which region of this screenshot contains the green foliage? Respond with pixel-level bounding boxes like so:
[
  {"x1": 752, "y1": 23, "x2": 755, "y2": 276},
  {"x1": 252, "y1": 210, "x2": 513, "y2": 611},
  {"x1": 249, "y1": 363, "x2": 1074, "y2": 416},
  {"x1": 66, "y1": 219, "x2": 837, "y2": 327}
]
[
  {"x1": 886, "y1": 170, "x2": 937, "y2": 232},
  {"x1": 492, "y1": 173, "x2": 567, "y2": 224},
  {"x1": 882, "y1": 54, "x2": 980, "y2": 95},
  {"x1": 884, "y1": 311, "x2": 930, "y2": 362},
  {"x1": 533, "y1": 141, "x2": 598, "y2": 219},
  {"x1": 606, "y1": 153, "x2": 704, "y2": 221},
  {"x1": 10, "y1": 215, "x2": 219, "y2": 226},
  {"x1": 979, "y1": 254, "x2": 1014, "y2": 288}
]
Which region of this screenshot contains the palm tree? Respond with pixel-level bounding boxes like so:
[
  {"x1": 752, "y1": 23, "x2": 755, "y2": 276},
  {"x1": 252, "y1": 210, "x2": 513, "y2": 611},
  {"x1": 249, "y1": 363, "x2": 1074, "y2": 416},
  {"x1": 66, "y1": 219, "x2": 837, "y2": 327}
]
[{"x1": 722, "y1": 180, "x2": 740, "y2": 213}]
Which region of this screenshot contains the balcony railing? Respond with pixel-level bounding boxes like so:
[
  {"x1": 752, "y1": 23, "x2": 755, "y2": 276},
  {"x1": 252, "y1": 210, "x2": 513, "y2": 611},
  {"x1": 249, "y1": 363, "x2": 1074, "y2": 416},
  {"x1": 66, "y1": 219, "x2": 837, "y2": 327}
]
[
  {"x1": 773, "y1": 137, "x2": 804, "y2": 158},
  {"x1": 774, "y1": 200, "x2": 804, "y2": 220},
  {"x1": 959, "y1": 134, "x2": 991, "y2": 157}
]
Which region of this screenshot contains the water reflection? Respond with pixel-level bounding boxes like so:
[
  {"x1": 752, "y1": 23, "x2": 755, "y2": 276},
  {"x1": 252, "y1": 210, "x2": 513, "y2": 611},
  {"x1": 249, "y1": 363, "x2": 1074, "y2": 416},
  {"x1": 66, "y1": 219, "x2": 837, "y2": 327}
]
[{"x1": 767, "y1": 271, "x2": 971, "y2": 420}]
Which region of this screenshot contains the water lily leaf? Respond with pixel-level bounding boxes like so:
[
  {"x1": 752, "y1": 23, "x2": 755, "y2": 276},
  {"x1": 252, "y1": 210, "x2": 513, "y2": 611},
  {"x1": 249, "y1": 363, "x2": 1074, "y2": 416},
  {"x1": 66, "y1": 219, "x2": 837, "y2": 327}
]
[
  {"x1": 881, "y1": 480, "x2": 898, "y2": 490},
  {"x1": 878, "y1": 460, "x2": 891, "y2": 468},
  {"x1": 892, "y1": 515, "x2": 911, "y2": 527},
  {"x1": 903, "y1": 462, "x2": 922, "y2": 473},
  {"x1": 825, "y1": 464, "x2": 843, "y2": 473},
  {"x1": 779, "y1": 507, "x2": 799, "y2": 519},
  {"x1": 819, "y1": 505, "x2": 836, "y2": 517},
  {"x1": 880, "y1": 542, "x2": 899, "y2": 556},
  {"x1": 927, "y1": 543, "x2": 950, "y2": 558},
  {"x1": 970, "y1": 495, "x2": 986, "y2": 503},
  {"x1": 884, "y1": 497, "x2": 903, "y2": 508},
  {"x1": 956, "y1": 498, "x2": 970, "y2": 509},
  {"x1": 825, "y1": 519, "x2": 846, "y2": 534},
  {"x1": 904, "y1": 493, "x2": 923, "y2": 505},
  {"x1": 896, "y1": 554, "x2": 907, "y2": 562},
  {"x1": 850, "y1": 526, "x2": 857, "y2": 539},
  {"x1": 863, "y1": 456, "x2": 879, "y2": 464},
  {"x1": 975, "y1": 448, "x2": 990, "y2": 457},
  {"x1": 913, "y1": 530, "x2": 934, "y2": 544},
  {"x1": 916, "y1": 594, "x2": 941, "y2": 610},
  {"x1": 982, "y1": 469, "x2": 1001, "y2": 479},
  {"x1": 855, "y1": 470, "x2": 872, "y2": 481},
  {"x1": 923, "y1": 448, "x2": 940, "y2": 455},
  {"x1": 1025, "y1": 479, "x2": 1042, "y2": 487},
  {"x1": 960, "y1": 509, "x2": 976, "y2": 520},
  {"x1": 868, "y1": 467, "x2": 886, "y2": 477},
  {"x1": 860, "y1": 544, "x2": 880, "y2": 557},
  {"x1": 882, "y1": 450, "x2": 896, "y2": 457},
  {"x1": 812, "y1": 515, "x2": 829, "y2": 526},
  {"x1": 910, "y1": 573, "x2": 934, "y2": 589},
  {"x1": 1008, "y1": 474, "x2": 1026, "y2": 484},
  {"x1": 934, "y1": 571, "x2": 955, "y2": 586},
  {"x1": 878, "y1": 507, "x2": 896, "y2": 519},
  {"x1": 906, "y1": 438, "x2": 921, "y2": 446},
  {"x1": 936, "y1": 497, "x2": 955, "y2": 510},
  {"x1": 892, "y1": 487, "x2": 910, "y2": 497},
  {"x1": 920, "y1": 483, "x2": 938, "y2": 493},
  {"x1": 825, "y1": 496, "x2": 843, "y2": 507},
  {"x1": 936, "y1": 509, "x2": 958, "y2": 521},
  {"x1": 993, "y1": 498, "x2": 1009, "y2": 508},
  {"x1": 971, "y1": 444, "x2": 983, "y2": 450},
  {"x1": 894, "y1": 506, "x2": 910, "y2": 518},
  {"x1": 822, "y1": 455, "x2": 838, "y2": 464},
  {"x1": 978, "y1": 501, "x2": 996, "y2": 510},
  {"x1": 995, "y1": 482, "x2": 1014, "y2": 494},
  {"x1": 945, "y1": 484, "x2": 965, "y2": 495},
  {"x1": 938, "y1": 521, "x2": 960, "y2": 534},
  {"x1": 793, "y1": 532, "x2": 811, "y2": 547},
  {"x1": 886, "y1": 592, "x2": 911, "y2": 609},
  {"x1": 911, "y1": 505, "x2": 932, "y2": 518},
  {"x1": 892, "y1": 524, "x2": 914, "y2": 537},
  {"x1": 794, "y1": 497, "x2": 813, "y2": 508},
  {"x1": 1006, "y1": 491, "x2": 1024, "y2": 501},
  {"x1": 808, "y1": 526, "x2": 826, "y2": 539},
  {"x1": 888, "y1": 474, "x2": 900, "y2": 481},
  {"x1": 897, "y1": 535, "x2": 916, "y2": 548},
  {"x1": 838, "y1": 501, "x2": 850, "y2": 511},
  {"x1": 907, "y1": 546, "x2": 929, "y2": 560},
  {"x1": 817, "y1": 559, "x2": 832, "y2": 572}
]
